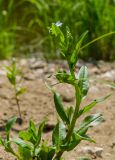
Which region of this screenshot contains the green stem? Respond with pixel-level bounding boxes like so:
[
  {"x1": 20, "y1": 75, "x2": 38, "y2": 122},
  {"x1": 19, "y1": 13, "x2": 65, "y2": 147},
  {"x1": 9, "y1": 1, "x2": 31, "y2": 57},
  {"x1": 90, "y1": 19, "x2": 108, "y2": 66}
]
[
  {"x1": 54, "y1": 66, "x2": 81, "y2": 160},
  {"x1": 65, "y1": 85, "x2": 81, "y2": 141},
  {"x1": 14, "y1": 85, "x2": 22, "y2": 119}
]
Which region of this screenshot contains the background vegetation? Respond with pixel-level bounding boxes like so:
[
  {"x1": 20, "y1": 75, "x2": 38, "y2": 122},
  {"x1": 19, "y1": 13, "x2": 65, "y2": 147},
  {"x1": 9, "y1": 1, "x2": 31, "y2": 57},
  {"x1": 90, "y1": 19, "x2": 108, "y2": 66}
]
[{"x1": 0, "y1": 0, "x2": 115, "y2": 60}]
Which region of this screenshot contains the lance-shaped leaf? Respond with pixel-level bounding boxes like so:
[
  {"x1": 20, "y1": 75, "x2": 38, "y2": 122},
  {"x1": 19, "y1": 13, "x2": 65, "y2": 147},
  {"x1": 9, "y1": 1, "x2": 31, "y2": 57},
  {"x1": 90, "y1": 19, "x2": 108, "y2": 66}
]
[
  {"x1": 0, "y1": 137, "x2": 4, "y2": 145},
  {"x1": 52, "y1": 122, "x2": 66, "y2": 150},
  {"x1": 19, "y1": 120, "x2": 37, "y2": 145},
  {"x1": 65, "y1": 26, "x2": 74, "y2": 58},
  {"x1": 38, "y1": 145, "x2": 55, "y2": 160},
  {"x1": 70, "y1": 31, "x2": 88, "y2": 69},
  {"x1": 19, "y1": 131, "x2": 32, "y2": 142},
  {"x1": 66, "y1": 132, "x2": 95, "y2": 151},
  {"x1": 16, "y1": 87, "x2": 26, "y2": 96},
  {"x1": 51, "y1": 23, "x2": 65, "y2": 43},
  {"x1": 54, "y1": 92, "x2": 69, "y2": 124},
  {"x1": 5, "y1": 116, "x2": 17, "y2": 140},
  {"x1": 18, "y1": 146, "x2": 31, "y2": 160},
  {"x1": 77, "y1": 113, "x2": 103, "y2": 134},
  {"x1": 78, "y1": 94, "x2": 111, "y2": 117},
  {"x1": 78, "y1": 66, "x2": 89, "y2": 98},
  {"x1": 63, "y1": 114, "x2": 102, "y2": 151},
  {"x1": 13, "y1": 138, "x2": 32, "y2": 150},
  {"x1": 66, "y1": 106, "x2": 74, "y2": 123},
  {"x1": 47, "y1": 147, "x2": 55, "y2": 160},
  {"x1": 35, "y1": 120, "x2": 45, "y2": 147}
]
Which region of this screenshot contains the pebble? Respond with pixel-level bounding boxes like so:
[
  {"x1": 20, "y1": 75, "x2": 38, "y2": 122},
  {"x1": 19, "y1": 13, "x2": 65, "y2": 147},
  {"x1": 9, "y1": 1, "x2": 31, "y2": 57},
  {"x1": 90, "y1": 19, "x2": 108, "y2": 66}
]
[
  {"x1": 30, "y1": 61, "x2": 46, "y2": 69},
  {"x1": 44, "y1": 63, "x2": 56, "y2": 74},
  {"x1": 24, "y1": 73, "x2": 36, "y2": 80},
  {"x1": 78, "y1": 146, "x2": 103, "y2": 158},
  {"x1": 100, "y1": 70, "x2": 115, "y2": 81},
  {"x1": 62, "y1": 94, "x2": 74, "y2": 102},
  {"x1": 90, "y1": 67, "x2": 100, "y2": 75},
  {"x1": 59, "y1": 85, "x2": 74, "y2": 102},
  {"x1": 110, "y1": 141, "x2": 115, "y2": 148}
]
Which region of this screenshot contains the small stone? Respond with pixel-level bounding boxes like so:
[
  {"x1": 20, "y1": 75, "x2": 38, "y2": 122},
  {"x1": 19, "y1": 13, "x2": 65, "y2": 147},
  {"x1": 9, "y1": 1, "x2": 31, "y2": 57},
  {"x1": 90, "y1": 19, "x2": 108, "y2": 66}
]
[
  {"x1": 24, "y1": 73, "x2": 36, "y2": 80},
  {"x1": 16, "y1": 117, "x2": 23, "y2": 125},
  {"x1": 30, "y1": 61, "x2": 46, "y2": 69},
  {"x1": 94, "y1": 147, "x2": 103, "y2": 157},
  {"x1": 110, "y1": 141, "x2": 115, "y2": 148},
  {"x1": 78, "y1": 146, "x2": 103, "y2": 158},
  {"x1": 90, "y1": 67, "x2": 100, "y2": 75},
  {"x1": 62, "y1": 95, "x2": 74, "y2": 102},
  {"x1": 100, "y1": 70, "x2": 115, "y2": 81},
  {"x1": 59, "y1": 85, "x2": 74, "y2": 102},
  {"x1": 105, "y1": 153, "x2": 111, "y2": 157},
  {"x1": 3, "y1": 112, "x2": 7, "y2": 116},
  {"x1": 44, "y1": 63, "x2": 56, "y2": 74},
  {"x1": 34, "y1": 69, "x2": 44, "y2": 78}
]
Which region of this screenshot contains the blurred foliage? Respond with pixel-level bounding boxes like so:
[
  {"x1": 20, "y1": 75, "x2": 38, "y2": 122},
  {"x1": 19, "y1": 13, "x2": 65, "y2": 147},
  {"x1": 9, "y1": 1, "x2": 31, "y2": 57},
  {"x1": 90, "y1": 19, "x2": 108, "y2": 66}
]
[{"x1": 0, "y1": 0, "x2": 115, "y2": 60}]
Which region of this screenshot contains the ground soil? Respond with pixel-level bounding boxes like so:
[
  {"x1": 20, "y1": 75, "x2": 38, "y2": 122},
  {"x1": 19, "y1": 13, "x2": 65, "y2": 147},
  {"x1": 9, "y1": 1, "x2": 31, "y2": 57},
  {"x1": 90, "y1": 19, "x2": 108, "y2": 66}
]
[{"x1": 0, "y1": 58, "x2": 115, "y2": 160}]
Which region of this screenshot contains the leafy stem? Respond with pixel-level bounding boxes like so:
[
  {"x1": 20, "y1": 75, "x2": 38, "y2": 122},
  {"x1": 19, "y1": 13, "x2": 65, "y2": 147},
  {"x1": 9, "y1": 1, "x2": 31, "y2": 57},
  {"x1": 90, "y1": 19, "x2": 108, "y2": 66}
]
[
  {"x1": 14, "y1": 84, "x2": 22, "y2": 121},
  {"x1": 5, "y1": 59, "x2": 26, "y2": 124},
  {"x1": 54, "y1": 66, "x2": 81, "y2": 160}
]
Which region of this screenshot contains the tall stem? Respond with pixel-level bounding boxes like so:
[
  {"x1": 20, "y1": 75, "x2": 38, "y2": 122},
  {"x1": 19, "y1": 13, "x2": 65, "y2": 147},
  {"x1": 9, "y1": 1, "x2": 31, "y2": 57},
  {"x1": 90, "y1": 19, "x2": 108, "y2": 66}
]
[
  {"x1": 64, "y1": 67, "x2": 81, "y2": 141},
  {"x1": 54, "y1": 66, "x2": 81, "y2": 160},
  {"x1": 14, "y1": 85, "x2": 22, "y2": 119}
]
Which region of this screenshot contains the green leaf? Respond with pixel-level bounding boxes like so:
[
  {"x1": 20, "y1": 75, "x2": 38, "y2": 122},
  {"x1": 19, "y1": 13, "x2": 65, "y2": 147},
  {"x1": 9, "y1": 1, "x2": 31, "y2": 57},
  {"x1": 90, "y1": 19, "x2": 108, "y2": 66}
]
[
  {"x1": 0, "y1": 137, "x2": 4, "y2": 145},
  {"x1": 47, "y1": 147, "x2": 55, "y2": 160},
  {"x1": 78, "y1": 66, "x2": 89, "y2": 98},
  {"x1": 51, "y1": 23, "x2": 65, "y2": 43},
  {"x1": 66, "y1": 106, "x2": 74, "y2": 123},
  {"x1": 18, "y1": 146, "x2": 31, "y2": 160},
  {"x1": 77, "y1": 113, "x2": 103, "y2": 134},
  {"x1": 29, "y1": 120, "x2": 37, "y2": 138},
  {"x1": 70, "y1": 31, "x2": 88, "y2": 69},
  {"x1": 7, "y1": 72, "x2": 16, "y2": 85},
  {"x1": 52, "y1": 122, "x2": 66, "y2": 150},
  {"x1": 19, "y1": 120, "x2": 37, "y2": 145},
  {"x1": 16, "y1": 87, "x2": 26, "y2": 96},
  {"x1": 19, "y1": 131, "x2": 32, "y2": 141},
  {"x1": 38, "y1": 143, "x2": 55, "y2": 160},
  {"x1": 13, "y1": 138, "x2": 32, "y2": 149},
  {"x1": 5, "y1": 61, "x2": 17, "y2": 86},
  {"x1": 64, "y1": 114, "x2": 103, "y2": 151},
  {"x1": 65, "y1": 26, "x2": 74, "y2": 57},
  {"x1": 80, "y1": 31, "x2": 115, "y2": 51},
  {"x1": 35, "y1": 120, "x2": 45, "y2": 147},
  {"x1": 66, "y1": 132, "x2": 95, "y2": 151},
  {"x1": 39, "y1": 149, "x2": 48, "y2": 160},
  {"x1": 5, "y1": 116, "x2": 17, "y2": 137},
  {"x1": 54, "y1": 92, "x2": 69, "y2": 124},
  {"x1": 56, "y1": 71, "x2": 76, "y2": 85},
  {"x1": 78, "y1": 94, "x2": 111, "y2": 117}
]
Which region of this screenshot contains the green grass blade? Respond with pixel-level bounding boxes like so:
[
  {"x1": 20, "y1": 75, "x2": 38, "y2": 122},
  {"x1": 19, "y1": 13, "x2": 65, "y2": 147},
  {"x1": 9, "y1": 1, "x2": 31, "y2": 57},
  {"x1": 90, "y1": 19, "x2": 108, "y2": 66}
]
[{"x1": 80, "y1": 31, "x2": 115, "y2": 50}]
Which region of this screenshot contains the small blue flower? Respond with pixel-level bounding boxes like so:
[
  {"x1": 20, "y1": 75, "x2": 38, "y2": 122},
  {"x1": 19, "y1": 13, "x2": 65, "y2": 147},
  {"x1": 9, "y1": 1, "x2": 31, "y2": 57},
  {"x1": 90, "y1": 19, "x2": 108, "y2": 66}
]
[{"x1": 55, "y1": 21, "x2": 62, "y2": 27}]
